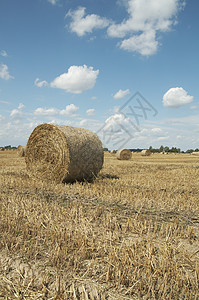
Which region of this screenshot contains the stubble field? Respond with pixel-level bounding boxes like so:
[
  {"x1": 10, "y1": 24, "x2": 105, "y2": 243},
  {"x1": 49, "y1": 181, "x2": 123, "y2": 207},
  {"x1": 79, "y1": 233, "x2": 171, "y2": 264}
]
[{"x1": 0, "y1": 150, "x2": 199, "y2": 299}]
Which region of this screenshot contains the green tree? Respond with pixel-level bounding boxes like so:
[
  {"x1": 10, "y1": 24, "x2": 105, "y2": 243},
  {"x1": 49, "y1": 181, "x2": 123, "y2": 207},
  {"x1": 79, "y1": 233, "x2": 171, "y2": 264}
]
[
  {"x1": 164, "y1": 146, "x2": 170, "y2": 153},
  {"x1": 159, "y1": 145, "x2": 164, "y2": 152}
]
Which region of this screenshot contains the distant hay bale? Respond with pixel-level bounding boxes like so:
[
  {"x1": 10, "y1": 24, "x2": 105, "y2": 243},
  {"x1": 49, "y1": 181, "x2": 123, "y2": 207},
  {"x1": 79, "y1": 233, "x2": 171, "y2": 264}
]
[
  {"x1": 116, "y1": 149, "x2": 132, "y2": 160},
  {"x1": 141, "y1": 149, "x2": 151, "y2": 156},
  {"x1": 191, "y1": 152, "x2": 199, "y2": 156},
  {"x1": 17, "y1": 145, "x2": 26, "y2": 157},
  {"x1": 25, "y1": 124, "x2": 104, "y2": 183},
  {"x1": 110, "y1": 150, "x2": 116, "y2": 154}
]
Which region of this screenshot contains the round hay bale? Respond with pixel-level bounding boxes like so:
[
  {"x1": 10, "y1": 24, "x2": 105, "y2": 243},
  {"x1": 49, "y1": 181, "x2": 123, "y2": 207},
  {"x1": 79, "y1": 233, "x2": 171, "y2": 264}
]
[
  {"x1": 141, "y1": 149, "x2": 151, "y2": 156},
  {"x1": 116, "y1": 149, "x2": 132, "y2": 160},
  {"x1": 17, "y1": 145, "x2": 26, "y2": 157},
  {"x1": 25, "y1": 124, "x2": 104, "y2": 183},
  {"x1": 110, "y1": 150, "x2": 116, "y2": 154},
  {"x1": 191, "y1": 152, "x2": 199, "y2": 156}
]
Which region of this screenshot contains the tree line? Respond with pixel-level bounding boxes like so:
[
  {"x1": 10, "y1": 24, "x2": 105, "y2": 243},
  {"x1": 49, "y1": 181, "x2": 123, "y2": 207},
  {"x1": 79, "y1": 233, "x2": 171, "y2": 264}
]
[{"x1": 149, "y1": 145, "x2": 199, "y2": 153}]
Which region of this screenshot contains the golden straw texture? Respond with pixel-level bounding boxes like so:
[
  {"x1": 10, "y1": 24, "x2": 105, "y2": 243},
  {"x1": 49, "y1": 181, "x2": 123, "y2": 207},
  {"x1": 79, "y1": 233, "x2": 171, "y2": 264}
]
[
  {"x1": 25, "y1": 124, "x2": 104, "y2": 183},
  {"x1": 116, "y1": 149, "x2": 132, "y2": 160}
]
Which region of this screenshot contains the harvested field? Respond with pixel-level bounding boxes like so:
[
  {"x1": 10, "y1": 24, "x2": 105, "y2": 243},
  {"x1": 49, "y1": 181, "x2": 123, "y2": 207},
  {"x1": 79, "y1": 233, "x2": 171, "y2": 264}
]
[{"x1": 0, "y1": 150, "x2": 199, "y2": 299}]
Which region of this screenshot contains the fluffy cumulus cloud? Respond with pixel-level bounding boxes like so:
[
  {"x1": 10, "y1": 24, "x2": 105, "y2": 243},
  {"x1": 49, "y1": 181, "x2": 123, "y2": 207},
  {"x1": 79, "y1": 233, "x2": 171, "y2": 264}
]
[
  {"x1": 66, "y1": 7, "x2": 110, "y2": 36},
  {"x1": 60, "y1": 104, "x2": 79, "y2": 116},
  {"x1": 86, "y1": 108, "x2": 95, "y2": 116},
  {"x1": 33, "y1": 104, "x2": 79, "y2": 117},
  {"x1": 34, "y1": 78, "x2": 48, "y2": 88},
  {"x1": 113, "y1": 89, "x2": 130, "y2": 99},
  {"x1": 163, "y1": 87, "x2": 194, "y2": 108},
  {"x1": 104, "y1": 113, "x2": 131, "y2": 131},
  {"x1": 10, "y1": 103, "x2": 25, "y2": 118},
  {"x1": 34, "y1": 107, "x2": 59, "y2": 116},
  {"x1": 66, "y1": 0, "x2": 185, "y2": 56},
  {"x1": 108, "y1": 0, "x2": 182, "y2": 37},
  {"x1": 120, "y1": 30, "x2": 158, "y2": 56},
  {"x1": 50, "y1": 65, "x2": 99, "y2": 94},
  {"x1": 0, "y1": 64, "x2": 14, "y2": 80},
  {"x1": 107, "y1": 0, "x2": 185, "y2": 56}
]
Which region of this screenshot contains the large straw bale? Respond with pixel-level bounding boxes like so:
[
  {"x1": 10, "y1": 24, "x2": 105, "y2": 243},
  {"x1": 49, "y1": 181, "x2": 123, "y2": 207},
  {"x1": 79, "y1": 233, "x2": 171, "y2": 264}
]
[
  {"x1": 17, "y1": 145, "x2": 26, "y2": 157},
  {"x1": 25, "y1": 124, "x2": 104, "y2": 183},
  {"x1": 141, "y1": 149, "x2": 151, "y2": 156},
  {"x1": 191, "y1": 152, "x2": 199, "y2": 156},
  {"x1": 110, "y1": 150, "x2": 116, "y2": 154},
  {"x1": 116, "y1": 149, "x2": 132, "y2": 160}
]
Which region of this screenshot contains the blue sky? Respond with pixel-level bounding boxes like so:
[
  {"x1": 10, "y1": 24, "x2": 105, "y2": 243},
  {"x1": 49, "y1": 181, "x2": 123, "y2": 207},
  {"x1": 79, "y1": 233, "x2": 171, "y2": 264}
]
[{"x1": 0, "y1": 0, "x2": 199, "y2": 150}]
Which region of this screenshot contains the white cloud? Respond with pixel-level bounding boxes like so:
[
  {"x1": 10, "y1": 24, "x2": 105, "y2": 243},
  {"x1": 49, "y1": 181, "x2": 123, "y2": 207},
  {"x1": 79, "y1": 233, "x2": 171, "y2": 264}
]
[
  {"x1": 60, "y1": 104, "x2": 79, "y2": 116},
  {"x1": 18, "y1": 103, "x2": 25, "y2": 110},
  {"x1": 108, "y1": 0, "x2": 182, "y2": 37},
  {"x1": 157, "y1": 136, "x2": 169, "y2": 141},
  {"x1": 66, "y1": 7, "x2": 110, "y2": 36},
  {"x1": 0, "y1": 100, "x2": 10, "y2": 104},
  {"x1": 48, "y1": 0, "x2": 59, "y2": 5},
  {"x1": 0, "y1": 50, "x2": 8, "y2": 57},
  {"x1": 0, "y1": 64, "x2": 14, "y2": 80},
  {"x1": 113, "y1": 89, "x2": 130, "y2": 99},
  {"x1": 34, "y1": 107, "x2": 59, "y2": 116},
  {"x1": 107, "y1": 0, "x2": 185, "y2": 56},
  {"x1": 190, "y1": 105, "x2": 198, "y2": 110},
  {"x1": 163, "y1": 87, "x2": 194, "y2": 108},
  {"x1": 10, "y1": 103, "x2": 25, "y2": 118},
  {"x1": 151, "y1": 127, "x2": 162, "y2": 133},
  {"x1": 34, "y1": 78, "x2": 48, "y2": 88},
  {"x1": 33, "y1": 104, "x2": 79, "y2": 118},
  {"x1": 79, "y1": 119, "x2": 87, "y2": 126},
  {"x1": 104, "y1": 113, "x2": 131, "y2": 131},
  {"x1": 86, "y1": 108, "x2": 95, "y2": 116},
  {"x1": 120, "y1": 29, "x2": 158, "y2": 56},
  {"x1": 66, "y1": 1, "x2": 185, "y2": 56},
  {"x1": 0, "y1": 114, "x2": 5, "y2": 122},
  {"x1": 50, "y1": 65, "x2": 99, "y2": 94}
]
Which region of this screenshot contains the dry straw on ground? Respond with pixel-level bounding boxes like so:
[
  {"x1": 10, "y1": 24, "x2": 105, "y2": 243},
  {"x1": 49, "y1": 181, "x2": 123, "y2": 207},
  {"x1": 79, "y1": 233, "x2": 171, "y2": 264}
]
[
  {"x1": 25, "y1": 124, "x2": 104, "y2": 183},
  {"x1": 17, "y1": 145, "x2": 26, "y2": 157},
  {"x1": 0, "y1": 151, "x2": 199, "y2": 299},
  {"x1": 141, "y1": 149, "x2": 151, "y2": 156},
  {"x1": 116, "y1": 149, "x2": 132, "y2": 160}
]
